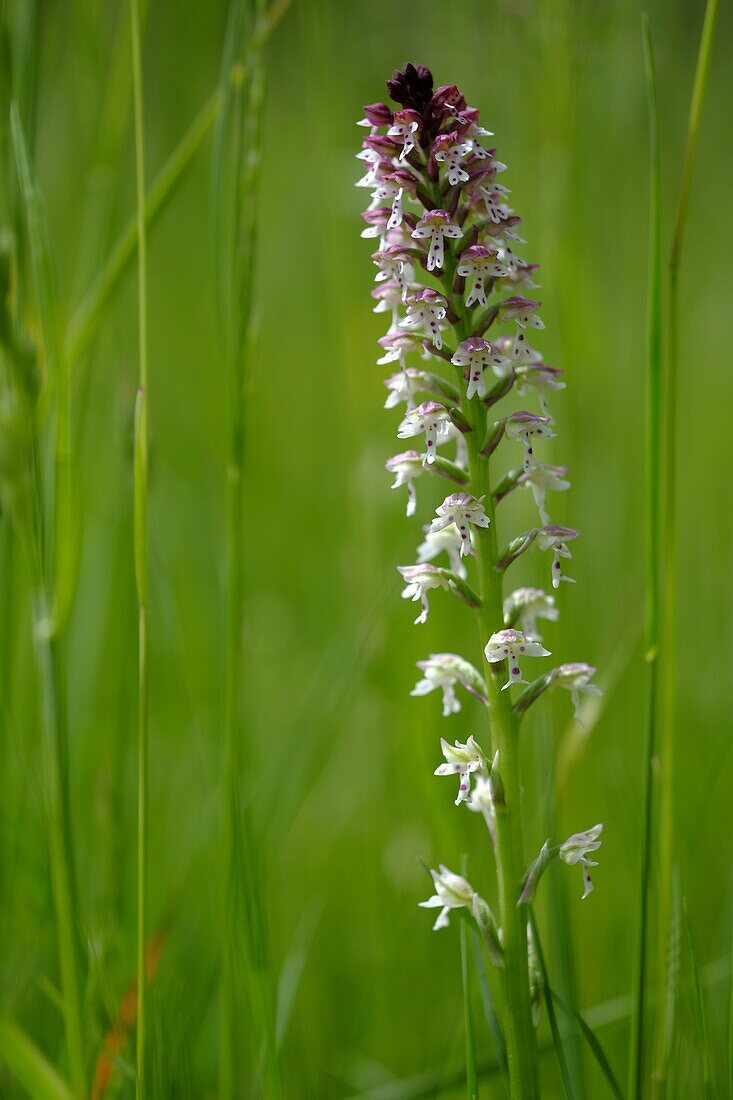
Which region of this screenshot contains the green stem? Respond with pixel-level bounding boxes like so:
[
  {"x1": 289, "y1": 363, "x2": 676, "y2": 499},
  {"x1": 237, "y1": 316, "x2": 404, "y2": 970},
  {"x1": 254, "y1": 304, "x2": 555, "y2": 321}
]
[
  {"x1": 445, "y1": 276, "x2": 538, "y2": 1099},
  {"x1": 655, "y1": 1, "x2": 718, "y2": 1089},
  {"x1": 130, "y1": 0, "x2": 149, "y2": 1095},
  {"x1": 630, "y1": 16, "x2": 661, "y2": 1099},
  {"x1": 64, "y1": 0, "x2": 293, "y2": 372},
  {"x1": 26, "y1": 510, "x2": 85, "y2": 1097}
]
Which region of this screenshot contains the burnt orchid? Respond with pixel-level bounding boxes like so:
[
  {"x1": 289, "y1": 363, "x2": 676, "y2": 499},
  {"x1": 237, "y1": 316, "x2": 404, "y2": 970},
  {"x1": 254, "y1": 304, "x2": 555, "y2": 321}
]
[{"x1": 357, "y1": 62, "x2": 604, "y2": 1098}]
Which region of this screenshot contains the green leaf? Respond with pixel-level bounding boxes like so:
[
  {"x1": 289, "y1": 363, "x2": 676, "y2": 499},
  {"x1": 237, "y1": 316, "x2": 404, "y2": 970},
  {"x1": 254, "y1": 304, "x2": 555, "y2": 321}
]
[
  {"x1": 683, "y1": 899, "x2": 714, "y2": 1099},
  {"x1": 0, "y1": 1018, "x2": 75, "y2": 1100},
  {"x1": 550, "y1": 991, "x2": 624, "y2": 1099}
]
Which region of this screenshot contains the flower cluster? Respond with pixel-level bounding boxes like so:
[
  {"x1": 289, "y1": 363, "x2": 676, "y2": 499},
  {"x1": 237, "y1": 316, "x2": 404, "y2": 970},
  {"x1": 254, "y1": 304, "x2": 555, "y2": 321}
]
[{"x1": 357, "y1": 63, "x2": 604, "y2": 1047}]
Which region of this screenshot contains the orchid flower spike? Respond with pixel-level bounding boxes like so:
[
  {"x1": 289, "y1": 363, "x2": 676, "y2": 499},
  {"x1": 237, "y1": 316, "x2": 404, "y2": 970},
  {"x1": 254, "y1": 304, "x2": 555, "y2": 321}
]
[
  {"x1": 434, "y1": 734, "x2": 485, "y2": 805},
  {"x1": 417, "y1": 525, "x2": 467, "y2": 579},
  {"x1": 537, "y1": 524, "x2": 579, "y2": 588},
  {"x1": 398, "y1": 564, "x2": 450, "y2": 624},
  {"x1": 411, "y1": 209, "x2": 463, "y2": 272},
  {"x1": 397, "y1": 400, "x2": 452, "y2": 465},
  {"x1": 554, "y1": 663, "x2": 602, "y2": 721},
  {"x1": 385, "y1": 451, "x2": 425, "y2": 516},
  {"x1": 484, "y1": 628, "x2": 550, "y2": 690},
  {"x1": 411, "y1": 653, "x2": 485, "y2": 716},
  {"x1": 419, "y1": 864, "x2": 482, "y2": 931},
  {"x1": 430, "y1": 492, "x2": 490, "y2": 557},
  {"x1": 503, "y1": 587, "x2": 558, "y2": 642},
  {"x1": 505, "y1": 412, "x2": 555, "y2": 473},
  {"x1": 451, "y1": 336, "x2": 511, "y2": 399},
  {"x1": 560, "y1": 824, "x2": 603, "y2": 899}
]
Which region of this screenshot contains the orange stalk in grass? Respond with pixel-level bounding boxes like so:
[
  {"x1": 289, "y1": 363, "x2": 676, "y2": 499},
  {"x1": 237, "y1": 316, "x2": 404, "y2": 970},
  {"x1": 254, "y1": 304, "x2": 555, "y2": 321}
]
[{"x1": 91, "y1": 931, "x2": 167, "y2": 1100}]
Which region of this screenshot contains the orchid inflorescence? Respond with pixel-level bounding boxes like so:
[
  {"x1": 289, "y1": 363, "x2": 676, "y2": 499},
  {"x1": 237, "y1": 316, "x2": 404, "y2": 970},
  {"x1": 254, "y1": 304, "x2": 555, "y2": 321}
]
[{"x1": 357, "y1": 62, "x2": 605, "y2": 1064}]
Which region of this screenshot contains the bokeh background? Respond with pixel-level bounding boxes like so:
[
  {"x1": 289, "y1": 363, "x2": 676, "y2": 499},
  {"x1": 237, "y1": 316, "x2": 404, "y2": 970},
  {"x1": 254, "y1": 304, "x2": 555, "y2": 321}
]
[{"x1": 1, "y1": 0, "x2": 731, "y2": 1095}]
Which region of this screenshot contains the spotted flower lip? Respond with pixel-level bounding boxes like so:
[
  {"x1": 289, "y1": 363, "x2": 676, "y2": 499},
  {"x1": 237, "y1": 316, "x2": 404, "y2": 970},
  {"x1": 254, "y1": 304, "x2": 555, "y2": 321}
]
[
  {"x1": 560, "y1": 824, "x2": 603, "y2": 899},
  {"x1": 505, "y1": 412, "x2": 555, "y2": 472},
  {"x1": 430, "y1": 492, "x2": 491, "y2": 557},
  {"x1": 537, "y1": 524, "x2": 580, "y2": 588},
  {"x1": 412, "y1": 653, "x2": 485, "y2": 716},
  {"x1": 484, "y1": 628, "x2": 550, "y2": 690},
  {"x1": 399, "y1": 289, "x2": 448, "y2": 349},
  {"x1": 398, "y1": 563, "x2": 450, "y2": 624},
  {"x1": 456, "y1": 245, "x2": 508, "y2": 308},
  {"x1": 411, "y1": 210, "x2": 463, "y2": 272},
  {"x1": 387, "y1": 108, "x2": 422, "y2": 160},
  {"x1": 434, "y1": 734, "x2": 485, "y2": 805},
  {"x1": 451, "y1": 336, "x2": 511, "y2": 398},
  {"x1": 397, "y1": 400, "x2": 452, "y2": 465},
  {"x1": 419, "y1": 864, "x2": 479, "y2": 931},
  {"x1": 432, "y1": 131, "x2": 472, "y2": 186}
]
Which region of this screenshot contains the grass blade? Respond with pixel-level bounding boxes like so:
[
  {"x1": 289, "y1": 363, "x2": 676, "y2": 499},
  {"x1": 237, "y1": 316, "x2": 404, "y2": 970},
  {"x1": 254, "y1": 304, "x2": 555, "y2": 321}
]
[
  {"x1": 629, "y1": 15, "x2": 662, "y2": 1099},
  {"x1": 64, "y1": 0, "x2": 293, "y2": 370},
  {"x1": 529, "y1": 910, "x2": 576, "y2": 1099},
  {"x1": 550, "y1": 991, "x2": 624, "y2": 1100},
  {"x1": 682, "y1": 899, "x2": 714, "y2": 1098},
  {"x1": 470, "y1": 930, "x2": 508, "y2": 1094},
  {"x1": 728, "y1": 930, "x2": 733, "y2": 1099},
  {"x1": 0, "y1": 1019, "x2": 75, "y2": 1100},
  {"x1": 9, "y1": 103, "x2": 78, "y2": 631},
  {"x1": 655, "y1": 0, "x2": 719, "y2": 1086},
  {"x1": 129, "y1": 0, "x2": 150, "y2": 1094}
]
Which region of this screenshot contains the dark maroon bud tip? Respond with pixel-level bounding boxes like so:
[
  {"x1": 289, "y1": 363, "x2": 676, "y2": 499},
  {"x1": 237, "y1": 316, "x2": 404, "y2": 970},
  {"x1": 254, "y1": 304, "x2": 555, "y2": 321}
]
[
  {"x1": 386, "y1": 62, "x2": 434, "y2": 113},
  {"x1": 362, "y1": 102, "x2": 394, "y2": 127}
]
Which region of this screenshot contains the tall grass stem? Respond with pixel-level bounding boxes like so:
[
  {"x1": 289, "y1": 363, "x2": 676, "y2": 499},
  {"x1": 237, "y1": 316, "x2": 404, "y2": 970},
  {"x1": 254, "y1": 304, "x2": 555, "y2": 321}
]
[
  {"x1": 130, "y1": 0, "x2": 150, "y2": 1093},
  {"x1": 629, "y1": 18, "x2": 661, "y2": 1097},
  {"x1": 655, "y1": 0, "x2": 719, "y2": 1087}
]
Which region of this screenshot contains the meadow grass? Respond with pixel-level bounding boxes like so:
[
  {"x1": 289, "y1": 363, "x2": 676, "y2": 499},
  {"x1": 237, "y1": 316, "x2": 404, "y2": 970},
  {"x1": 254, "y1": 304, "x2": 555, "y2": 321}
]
[{"x1": 0, "y1": 1, "x2": 730, "y2": 1097}]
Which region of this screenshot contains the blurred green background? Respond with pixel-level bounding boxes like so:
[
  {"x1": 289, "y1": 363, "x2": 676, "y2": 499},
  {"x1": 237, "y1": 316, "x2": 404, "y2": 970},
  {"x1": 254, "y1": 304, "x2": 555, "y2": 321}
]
[{"x1": 0, "y1": 0, "x2": 731, "y2": 1095}]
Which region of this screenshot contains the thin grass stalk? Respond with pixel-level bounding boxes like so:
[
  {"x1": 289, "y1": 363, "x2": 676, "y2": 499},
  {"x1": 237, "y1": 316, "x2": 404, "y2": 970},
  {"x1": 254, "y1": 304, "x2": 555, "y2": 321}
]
[
  {"x1": 654, "y1": 1, "x2": 719, "y2": 1089},
  {"x1": 682, "y1": 900, "x2": 713, "y2": 1099},
  {"x1": 214, "y1": 2, "x2": 282, "y2": 1095},
  {"x1": 728, "y1": 931, "x2": 733, "y2": 1099},
  {"x1": 9, "y1": 111, "x2": 85, "y2": 1097},
  {"x1": 351, "y1": 952, "x2": 731, "y2": 1100},
  {"x1": 65, "y1": 0, "x2": 292, "y2": 372},
  {"x1": 629, "y1": 16, "x2": 662, "y2": 1098},
  {"x1": 129, "y1": 0, "x2": 149, "y2": 1093},
  {"x1": 528, "y1": 910, "x2": 575, "y2": 1100}
]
